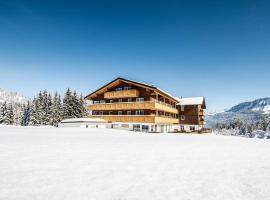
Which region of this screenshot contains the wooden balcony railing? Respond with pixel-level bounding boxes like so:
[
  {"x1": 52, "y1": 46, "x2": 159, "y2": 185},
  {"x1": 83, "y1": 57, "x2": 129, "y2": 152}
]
[
  {"x1": 90, "y1": 115, "x2": 179, "y2": 124},
  {"x1": 198, "y1": 110, "x2": 204, "y2": 115},
  {"x1": 88, "y1": 101, "x2": 178, "y2": 114},
  {"x1": 104, "y1": 89, "x2": 139, "y2": 99}
]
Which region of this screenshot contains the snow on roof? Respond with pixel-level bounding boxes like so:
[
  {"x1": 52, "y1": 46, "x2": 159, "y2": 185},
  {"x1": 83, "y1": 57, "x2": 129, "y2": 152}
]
[
  {"x1": 156, "y1": 88, "x2": 178, "y2": 101},
  {"x1": 61, "y1": 118, "x2": 107, "y2": 123},
  {"x1": 176, "y1": 97, "x2": 205, "y2": 106}
]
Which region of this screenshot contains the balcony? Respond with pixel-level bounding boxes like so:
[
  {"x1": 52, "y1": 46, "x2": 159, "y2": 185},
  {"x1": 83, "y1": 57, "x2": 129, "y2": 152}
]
[
  {"x1": 88, "y1": 101, "x2": 178, "y2": 114},
  {"x1": 198, "y1": 110, "x2": 204, "y2": 115},
  {"x1": 90, "y1": 115, "x2": 179, "y2": 124},
  {"x1": 104, "y1": 89, "x2": 139, "y2": 99},
  {"x1": 199, "y1": 117, "x2": 205, "y2": 125}
]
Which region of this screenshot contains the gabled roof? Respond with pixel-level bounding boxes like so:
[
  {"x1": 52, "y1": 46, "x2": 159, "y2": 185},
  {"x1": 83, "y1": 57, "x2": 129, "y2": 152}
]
[
  {"x1": 176, "y1": 97, "x2": 206, "y2": 108},
  {"x1": 84, "y1": 77, "x2": 179, "y2": 102}
]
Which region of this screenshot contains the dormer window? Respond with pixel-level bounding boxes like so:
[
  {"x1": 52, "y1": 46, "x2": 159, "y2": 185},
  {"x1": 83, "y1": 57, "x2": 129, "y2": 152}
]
[
  {"x1": 115, "y1": 87, "x2": 122, "y2": 91},
  {"x1": 124, "y1": 86, "x2": 132, "y2": 90}
]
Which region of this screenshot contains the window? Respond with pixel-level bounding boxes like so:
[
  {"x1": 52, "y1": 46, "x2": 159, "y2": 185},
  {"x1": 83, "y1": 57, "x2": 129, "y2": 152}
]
[
  {"x1": 180, "y1": 126, "x2": 185, "y2": 131},
  {"x1": 127, "y1": 111, "x2": 131, "y2": 115},
  {"x1": 127, "y1": 98, "x2": 132, "y2": 102},
  {"x1": 93, "y1": 101, "x2": 99, "y2": 104},
  {"x1": 100, "y1": 100, "x2": 106, "y2": 104},
  {"x1": 118, "y1": 99, "x2": 122, "y2": 102},
  {"x1": 115, "y1": 87, "x2": 122, "y2": 91},
  {"x1": 136, "y1": 98, "x2": 144, "y2": 102},
  {"x1": 99, "y1": 111, "x2": 104, "y2": 115},
  {"x1": 135, "y1": 110, "x2": 144, "y2": 115},
  {"x1": 93, "y1": 111, "x2": 98, "y2": 115},
  {"x1": 118, "y1": 111, "x2": 122, "y2": 115},
  {"x1": 124, "y1": 86, "x2": 131, "y2": 90},
  {"x1": 181, "y1": 105, "x2": 185, "y2": 111},
  {"x1": 133, "y1": 124, "x2": 140, "y2": 131},
  {"x1": 110, "y1": 99, "x2": 114, "y2": 103},
  {"x1": 109, "y1": 111, "x2": 113, "y2": 115},
  {"x1": 181, "y1": 115, "x2": 185, "y2": 120},
  {"x1": 142, "y1": 125, "x2": 149, "y2": 132}
]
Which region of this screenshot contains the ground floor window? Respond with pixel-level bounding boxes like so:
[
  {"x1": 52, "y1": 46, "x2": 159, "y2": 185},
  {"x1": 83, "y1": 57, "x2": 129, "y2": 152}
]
[
  {"x1": 180, "y1": 125, "x2": 184, "y2": 131},
  {"x1": 133, "y1": 124, "x2": 140, "y2": 131},
  {"x1": 190, "y1": 126, "x2": 195, "y2": 131},
  {"x1": 142, "y1": 125, "x2": 149, "y2": 131}
]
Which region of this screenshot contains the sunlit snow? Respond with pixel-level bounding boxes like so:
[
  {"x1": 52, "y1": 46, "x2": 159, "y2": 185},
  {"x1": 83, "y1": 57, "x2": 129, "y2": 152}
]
[{"x1": 0, "y1": 126, "x2": 269, "y2": 200}]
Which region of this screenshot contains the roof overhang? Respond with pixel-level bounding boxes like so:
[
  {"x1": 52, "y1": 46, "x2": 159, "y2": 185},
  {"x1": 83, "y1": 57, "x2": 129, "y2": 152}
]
[{"x1": 84, "y1": 77, "x2": 179, "y2": 102}]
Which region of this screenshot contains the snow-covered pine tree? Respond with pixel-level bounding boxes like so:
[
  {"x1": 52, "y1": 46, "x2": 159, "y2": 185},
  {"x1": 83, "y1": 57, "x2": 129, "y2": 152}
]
[
  {"x1": 0, "y1": 102, "x2": 6, "y2": 124},
  {"x1": 51, "y1": 92, "x2": 63, "y2": 126},
  {"x1": 44, "y1": 92, "x2": 53, "y2": 125},
  {"x1": 7, "y1": 103, "x2": 14, "y2": 125},
  {"x1": 22, "y1": 101, "x2": 31, "y2": 126},
  {"x1": 13, "y1": 103, "x2": 24, "y2": 125},
  {"x1": 29, "y1": 97, "x2": 39, "y2": 126},
  {"x1": 35, "y1": 91, "x2": 45, "y2": 125},
  {"x1": 62, "y1": 88, "x2": 74, "y2": 119},
  {"x1": 71, "y1": 91, "x2": 78, "y2": 117},
  {"x1": 78, "y1": 94, "x2": 87, "y2": 117},
  {"x1": 1, "y1": 102, "x2": 9, "y2": 124}
]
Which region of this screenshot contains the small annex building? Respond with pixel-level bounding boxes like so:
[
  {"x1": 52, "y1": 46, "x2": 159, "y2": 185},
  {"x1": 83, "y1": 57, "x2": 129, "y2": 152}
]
[{"x1": 58, "y1": 118, "x2": 107, "y2": 128}]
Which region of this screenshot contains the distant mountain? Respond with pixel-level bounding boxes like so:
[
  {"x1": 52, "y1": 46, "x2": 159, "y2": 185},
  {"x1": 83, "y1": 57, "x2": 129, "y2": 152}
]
[
  {"x1": 0, "y1": 88, "x2": 30, "y2": 105},
  {"x1": 227, "y1": 97, "x2": 270, "y2": 114},
  {"x1": 206, "y1": 97, "x2": 270, "y2": 128}
]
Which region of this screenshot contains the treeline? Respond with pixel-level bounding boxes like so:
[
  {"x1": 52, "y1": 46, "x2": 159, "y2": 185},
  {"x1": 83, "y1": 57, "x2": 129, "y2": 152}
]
[
  {"x1": 0, "y1": 88, "x2": 87, "y2": 127},
  {"x1": 213, "y1": 115, "x2": 270, "y2": 137}
]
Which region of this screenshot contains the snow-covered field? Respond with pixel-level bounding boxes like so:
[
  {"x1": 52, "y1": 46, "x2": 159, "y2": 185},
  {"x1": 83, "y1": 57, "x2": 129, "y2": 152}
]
[{"x1": 0, "y1": 127, "x2": 270, "y2": 200}]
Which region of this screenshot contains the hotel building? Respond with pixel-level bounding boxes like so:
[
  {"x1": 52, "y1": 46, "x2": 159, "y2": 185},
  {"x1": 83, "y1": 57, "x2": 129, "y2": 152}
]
[{"x1": 84, "y1": 77, "x2": 206, "y2": 132}]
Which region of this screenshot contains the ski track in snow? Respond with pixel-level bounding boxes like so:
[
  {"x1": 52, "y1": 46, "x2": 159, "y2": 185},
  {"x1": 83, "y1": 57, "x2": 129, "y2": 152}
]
[{"x1": 0, "y1": 127, "x2": 270, "y2": 200}]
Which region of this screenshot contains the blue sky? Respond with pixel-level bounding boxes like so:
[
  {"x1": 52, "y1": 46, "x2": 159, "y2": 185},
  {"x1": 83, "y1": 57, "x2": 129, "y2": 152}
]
[{"x1": 0, "y1": 0, "x2": 269, "y2": 111}]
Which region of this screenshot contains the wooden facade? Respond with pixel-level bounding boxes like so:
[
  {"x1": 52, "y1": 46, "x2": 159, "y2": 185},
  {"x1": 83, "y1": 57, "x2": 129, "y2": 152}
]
[
  {"x1": 84, "y1": 77, "x2": 206, "y2": 130},
  {"x1": 85, "y1": 77, "x2": 179, "y2": 125}
]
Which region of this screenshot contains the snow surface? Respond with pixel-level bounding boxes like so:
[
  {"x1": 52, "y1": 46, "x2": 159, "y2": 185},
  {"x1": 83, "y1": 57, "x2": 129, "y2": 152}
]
[
  {"x1": 0, "y1": 127, "x2": 270, "y2": 200},
  {"x1": 263, "y1": 105, "x2": 270, "y2": 114}
]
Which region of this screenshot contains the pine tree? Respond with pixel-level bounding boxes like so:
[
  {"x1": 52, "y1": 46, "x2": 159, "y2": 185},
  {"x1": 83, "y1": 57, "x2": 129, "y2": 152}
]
[
  {"x1": 78, "y1": 94, "x2": 87, "y2": 117},
  {"x1": 44, "y1": 92, "x2": 53, "y2": 125},
  {"x1": 62, "y1": 88, "x2": 74, "y2": 119},
  {"x1": 0, "y1": 102, "x2": 9, "y2": 124},
  {"x1": 51, "y1": 92, "x2": 62, "y2": 126},
  {"x1": 7, "y1": 103, "x2": 14, "y2": 125},
  {"x1": 22, "y1": 101, "x2": 31, "y2": 126},
  {"x1": 29, "y1": 97, "x2": 39, "y2": 126}
]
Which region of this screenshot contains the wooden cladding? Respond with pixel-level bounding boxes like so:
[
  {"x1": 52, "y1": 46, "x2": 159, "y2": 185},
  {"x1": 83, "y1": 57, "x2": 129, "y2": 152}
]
[
  {"x1": 88, "y1": 101, "x2": 178, "y2": 114},
  {"x1": 199, "y1": 120, "x2": 205, "y2": 125},
  {"x1": 104, "y1": 89, "x2": 139, "y2": 99},
  {"x1": 90, "y1": 115, "x2": 178, "y2": 124},
  {"x1": 198, "y1": 110, "x2": 204, "y2": 116}
]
